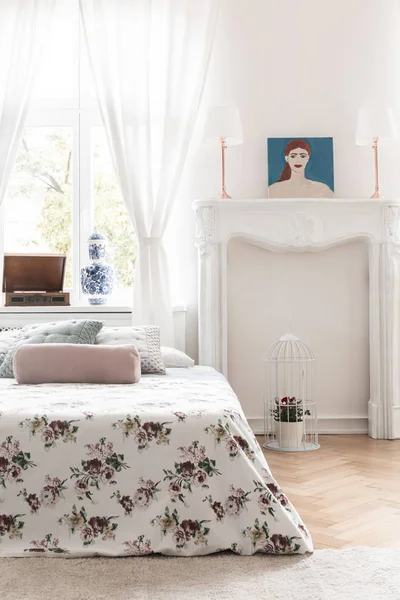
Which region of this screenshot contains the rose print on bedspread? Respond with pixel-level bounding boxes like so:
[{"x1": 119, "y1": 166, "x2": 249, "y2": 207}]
[
  {"x1": 69, "y1": 437, "x2": 129, "y2": 502},
  {"x1": 151, "y1": 506, "x2": 211, "y2": 551},
  {"x1": 242, "y1": 518, "x2": 302, "y2": 554},
  {"x1": 204, "y1": 485, "x2": 251, "y2": 521},
  {"x1": 123, "y1": 535, "x2": 152, "y2": 555},
  {"x1": 19, "y1": 415, "x2": 79, "y2": 449},
  {"x1": 25, "y1": 533, "x2": 69, "y2": 554},
  {"x1": 0, "y1": 436, "x2": 36, "y2": 488},
  {"x1": 112, "y1": 415, "x2": 172, "y2": 450},
  {"x1": 58, "y1": 505, "x2": 118, "y2": 546},
  {"x1": 112, "y1": 478, "x2": 161, "y2": 515},
  {"x1": 258, "y1": 468, "x2": 291, "y2": 510},
  {"x1": 0, "y1": 513, "x2": 25, "y2": 543},
  {"x1": 18, "y1": 475, "x2": 68, "y2": 514},
  {"x1": 205, "y1": 419, "x2": 255, "y2": 462},
  {"x1": 163, "y1": 441, "x2": 221, "y2": 505}
]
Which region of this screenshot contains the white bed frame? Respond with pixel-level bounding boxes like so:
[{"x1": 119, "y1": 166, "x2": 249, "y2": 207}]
[{"x1": 0, "y1": 305, "x2": 187, "y2": 352}]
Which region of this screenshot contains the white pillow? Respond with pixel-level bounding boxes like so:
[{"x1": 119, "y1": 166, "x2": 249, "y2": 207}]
[
  {"x1": 161, "y1": 346, "x2": 194, "y2": 368},
  {"x1": 96, "y1": 325, "x2": 165, "y2": 374}
]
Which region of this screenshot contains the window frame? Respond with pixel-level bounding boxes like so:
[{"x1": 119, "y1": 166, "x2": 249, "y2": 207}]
[{"x1": 0, "y1": 107, "x2": 123, "y2": 307}]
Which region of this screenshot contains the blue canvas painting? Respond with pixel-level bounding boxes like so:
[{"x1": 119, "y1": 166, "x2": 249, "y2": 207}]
[{"x1": 267, "y1": 137, "x2": 334, "y2": 198}]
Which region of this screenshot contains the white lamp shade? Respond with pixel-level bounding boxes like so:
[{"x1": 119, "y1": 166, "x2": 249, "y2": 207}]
[
  {"x1": 204, "y1": 106, "x2": 243, "y2": 146},
  {"x1": 356, "y1": 106, "x2": 397, "y2": 146}
]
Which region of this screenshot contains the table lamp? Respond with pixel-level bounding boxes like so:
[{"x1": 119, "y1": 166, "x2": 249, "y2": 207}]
[
  {"x1": 204, "y1": 106, "x2": 243, "y2": 199},
  {"x1": 356, "y1": 106, "x2": 396, "y2": 198}
]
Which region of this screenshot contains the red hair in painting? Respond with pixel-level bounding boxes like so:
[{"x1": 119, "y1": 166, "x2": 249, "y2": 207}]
[{"x1": 278, "y1": 139, "x2": 311, "y2": 182}]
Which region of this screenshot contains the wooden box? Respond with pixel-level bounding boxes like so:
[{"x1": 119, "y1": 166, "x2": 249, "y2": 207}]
[{"x1": 2, "y1": 253, "x2": 70, "y2": 307}]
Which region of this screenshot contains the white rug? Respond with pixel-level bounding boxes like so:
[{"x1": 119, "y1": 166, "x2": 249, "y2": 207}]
[{"x1": 1, "y1": 548, "x2": 399, "y2": 600}]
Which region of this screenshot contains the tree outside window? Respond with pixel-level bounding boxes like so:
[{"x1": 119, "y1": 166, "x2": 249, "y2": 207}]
[{"x1": 4, "y1": 127, "x2": 136, "y2": 297}]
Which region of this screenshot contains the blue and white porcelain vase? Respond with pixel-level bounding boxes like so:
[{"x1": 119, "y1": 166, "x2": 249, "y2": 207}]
[{"x1": 81, "y1": 232, "x2": 114, "y2": 305}]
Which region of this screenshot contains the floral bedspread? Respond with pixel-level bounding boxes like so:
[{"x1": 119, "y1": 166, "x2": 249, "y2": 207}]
[{"x1": 0, "y1": 367, "x2": 312, "y2": 557}]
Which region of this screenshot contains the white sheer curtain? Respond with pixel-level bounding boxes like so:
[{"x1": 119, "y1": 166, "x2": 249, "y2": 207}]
[
  {"x1": 0, "y1": 0, "x2": 56, "y2": 204},
  {"x1": 80, "y1": 0, "x2": 220, "y2": 344}
]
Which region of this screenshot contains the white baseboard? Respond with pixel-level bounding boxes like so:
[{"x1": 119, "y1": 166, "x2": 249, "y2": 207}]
[
  {"x1": 248, "y1": 416, "x2": 368, "y2": 436},
  {"x1": 393, "y1": 405, "x2": 400, "y2": 439}
]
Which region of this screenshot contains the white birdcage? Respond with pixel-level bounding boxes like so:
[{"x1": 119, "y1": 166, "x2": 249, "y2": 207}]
[{"x1": 263, "y1": 333, "x2": 319, "y2": 452}]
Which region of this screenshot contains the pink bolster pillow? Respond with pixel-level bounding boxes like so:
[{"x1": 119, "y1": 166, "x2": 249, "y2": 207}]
[{"x1": 13, "y1": 343, "x2": 141, "y2": 384}]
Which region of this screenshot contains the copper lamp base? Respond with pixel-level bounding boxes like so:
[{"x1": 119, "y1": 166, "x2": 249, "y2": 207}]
[
  {"x1": 216, "y1": 137, "x2": 232, "y2": 199},
  {"x1": 217, "y1": 190, "x2": 232, "y2": 199},
  {"x1": 370, "y1": 137, "x2": 384, "y2": 199}
]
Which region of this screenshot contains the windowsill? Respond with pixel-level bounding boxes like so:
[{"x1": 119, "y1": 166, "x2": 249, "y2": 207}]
[
  {"x1": 0, "y1": 305, "x2": 187, "y2": 313},
  {"x1": 0, "y1": 305, "x2": 132, "y2": 313}
]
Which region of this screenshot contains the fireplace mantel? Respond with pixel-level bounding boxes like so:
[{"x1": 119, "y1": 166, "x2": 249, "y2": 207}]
[{"x1": 193, "y1": 198, "x2": 400, "y2": 439}]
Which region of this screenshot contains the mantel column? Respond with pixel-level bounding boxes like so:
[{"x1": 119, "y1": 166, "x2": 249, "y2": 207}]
[
  {"x1": 195, "y1": 205, "x2": 222, "y2": 370},
  {"x1": 381, "y1": 206, "x2": 400, "y2": 438}
]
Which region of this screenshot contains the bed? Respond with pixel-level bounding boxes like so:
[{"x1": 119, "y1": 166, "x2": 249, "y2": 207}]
[{"x1": 0, "y1": 366, "x2": 313, "y2": 557}]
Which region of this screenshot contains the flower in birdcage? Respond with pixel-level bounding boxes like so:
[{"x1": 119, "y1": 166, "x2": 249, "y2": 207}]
[{"x1": 271, "y1": 396, "x2": 311, "y2": 423}]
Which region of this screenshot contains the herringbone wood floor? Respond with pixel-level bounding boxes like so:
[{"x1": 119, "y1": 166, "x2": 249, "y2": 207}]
[{"x1": 258, "y1": 434, "x2": 400, "y2": 549}]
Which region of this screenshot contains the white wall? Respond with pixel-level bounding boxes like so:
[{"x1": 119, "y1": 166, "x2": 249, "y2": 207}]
[
  {"x1": 227, "y1": 238, "x2": 370, "y2": 433},
  {"x1": 191, "y1": 0, "x2": 400, "y2": 199},
  {"x1": 172, "y1": 0, "x2": 400, "y2": 429}
]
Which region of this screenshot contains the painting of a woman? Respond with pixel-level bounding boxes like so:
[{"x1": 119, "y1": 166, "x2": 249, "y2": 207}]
[{"x1": 268, "y1": 138, "x2": 334, "y2": 199}]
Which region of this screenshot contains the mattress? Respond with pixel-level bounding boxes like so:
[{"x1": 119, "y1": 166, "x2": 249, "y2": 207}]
[{"x1": 0, "y1": 367, "x2": 312, "y2": 556}]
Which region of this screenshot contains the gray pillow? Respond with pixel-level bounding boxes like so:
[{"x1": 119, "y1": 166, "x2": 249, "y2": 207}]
[
  {"x1": 0, "y1": 329, "x2": 21, "y2": 371},
  {"x1": 0, "y1": 319, "x2": 104, "y2": 378}
]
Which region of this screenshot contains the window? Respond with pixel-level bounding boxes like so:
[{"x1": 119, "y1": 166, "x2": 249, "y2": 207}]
[
  {"x1": 4, "y1": 127, "x2": 73, "y2": 286},
  {"x1": 1, "y1": 0, "x2": 136, "y2": 306}
]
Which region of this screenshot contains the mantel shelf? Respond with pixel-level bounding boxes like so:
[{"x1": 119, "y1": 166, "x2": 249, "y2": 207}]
[{"x1": 194, "y1": 197, "x2": 400, "y2": 208}]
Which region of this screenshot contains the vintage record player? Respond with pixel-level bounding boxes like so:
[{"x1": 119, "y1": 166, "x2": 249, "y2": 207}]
[{"x1": 2, "y1": 253, "x2": 70, "y2": 307}]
